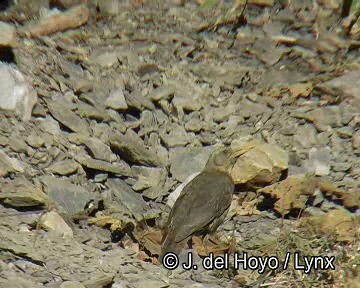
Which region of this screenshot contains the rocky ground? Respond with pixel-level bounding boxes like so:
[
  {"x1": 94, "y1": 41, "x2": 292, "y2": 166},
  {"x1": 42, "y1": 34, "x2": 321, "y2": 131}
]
[{"x1": 0, "y1": 0, "x2": 359, "y2": 287}]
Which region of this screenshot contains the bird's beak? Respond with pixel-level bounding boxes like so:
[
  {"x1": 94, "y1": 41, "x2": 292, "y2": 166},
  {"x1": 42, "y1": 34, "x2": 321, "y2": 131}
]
[{"x1": 230, "y1": 144, "x2": 255, "y2": 160}]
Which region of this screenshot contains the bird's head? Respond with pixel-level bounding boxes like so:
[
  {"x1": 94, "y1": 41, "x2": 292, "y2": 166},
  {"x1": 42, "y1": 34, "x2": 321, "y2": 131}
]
[{"x1": 205, "y1": 145, "x2": 255, "y2": 173}]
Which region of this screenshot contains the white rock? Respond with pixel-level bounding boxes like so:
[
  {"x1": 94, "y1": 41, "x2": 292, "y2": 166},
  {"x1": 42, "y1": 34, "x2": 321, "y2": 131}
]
[{"x1": 0, "y1": 63, "x2": 37, "y2": 121}]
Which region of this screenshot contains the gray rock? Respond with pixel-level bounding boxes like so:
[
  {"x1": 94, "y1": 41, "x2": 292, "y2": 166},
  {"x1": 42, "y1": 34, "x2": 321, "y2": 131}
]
[
  {"x1": 184, "y1": 112, "x2": 203, "y2": 132},
  {"x1": 131, "y1": 166, "x2": 166, "y2": 191},
  {"x1": 40, "y1": 176, "x2": 93, "y2": 215},
  {"x1": 83, "y1": 137, "x2": 115, "y2": 162},
  {"x1": 90, "y1": 50, "x2": 119, "y2": 67},
  {"x1": 0, "y1": 134, "x2": 9, "y2": 146},
  {"x1": 76, "y1": 156, "x2": 132, "y2": 176},
  {"x1": 131, "y1": 165, "x2": 167, "y2": 199},
  {"x1": 147, "y1": 85, "x2": 176, "y2": 101},
  {"x1": 106, "y1": 178, "x2": 148, "y2": 221},
  {"x1": 105, "y1": 88, "x2": 128, "y2": 110},
  {"x1": 352, "y1": 131, "x2": 360, "y2": 150},
  {"x1": 46, "y1": 98, "x2": 91, "y2": 135},
  {"x1": 60, "y1": 281, "x2": 86, "y2": 288},
  {"x1": 45, "y1": 159, "x2": 79, "y2": 175},
  {"x1": 332, "y1": 162, "x2": 352, "y2": 172},
  {"x1": 0, "y1": 178, "x2": 48, "y2": 208},
  {"x1": 160, "y1": 124, "x2": 191, "y2": 148},
  {"x1": 9, "y1": 133, "x2": 28, "y2": 153},
  {"x1": 294, "y1": 124, "x2": 318, "y2": 149},
  {"x1": 26, "y1": 131, "x2": 45, "y2": 148},
  {"x1": 139, "y1": 110, "x2": 158, "y2": 136},
  {"x1": 77, "y1": 102, "x2": 109, "y2": 122},
  {"x1": 125, "y1": 89, "x2": 156, "y2": 111},
  {"x1": 38, "y1": 116, "x2": 61, "y2": 136},
  {"x1": 0, "y1": 150, "x2": 24, "y2": 177},
  {"x1": 238, "y1": 99, "x2": 271, "y2": 119},
  {"x1": 301, "y1": 147, "x2": 332, "y2": 176},
  {"x1": 318, "y1": 70, "x2": 360, "y2": 102},
  {"x1": 169, "y1": 146, "x2": 213, "y2": 182},
  {"x1": 305, "y1": 106, "x2": 343, "y2": 130},
  {"x1": 110, "y1": 131, "x2": 161, "y2": 166}
]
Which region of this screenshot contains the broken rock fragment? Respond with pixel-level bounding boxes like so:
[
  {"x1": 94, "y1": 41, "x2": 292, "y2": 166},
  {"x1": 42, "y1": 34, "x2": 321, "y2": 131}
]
[
  {"x1": 230, "y1": 142, "x2": 289, "y2": 188},
  {"x1": 0, "y1": 63, "x2": 37, "y2": 121},
  {"x1": 110, "y1": 131, "x2": 161, "y2": 166}
]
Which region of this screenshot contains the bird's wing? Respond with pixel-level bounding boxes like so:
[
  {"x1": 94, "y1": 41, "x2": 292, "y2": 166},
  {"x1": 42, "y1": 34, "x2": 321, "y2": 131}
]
[{"x1": 167, "y1": 171, "x2": 234, "y2": 243}]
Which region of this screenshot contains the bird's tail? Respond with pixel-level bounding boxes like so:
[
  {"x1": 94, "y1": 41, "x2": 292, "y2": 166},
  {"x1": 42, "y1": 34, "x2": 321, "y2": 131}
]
[{"x1": 160, "y1": 229, "x2": 182, "y2": 261}]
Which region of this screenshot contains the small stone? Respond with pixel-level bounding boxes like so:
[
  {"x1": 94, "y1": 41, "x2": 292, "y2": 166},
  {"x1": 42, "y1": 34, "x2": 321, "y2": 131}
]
[
  {"x1": 110, "y1": 131, "x2": 161, "y2": 166},
  {"x1": 0, "y1": 180, "x2": 48, "y2": 208},
  {"x1": 26, "y1": 132, "x2": 45, "y2": 148},
  {"x1": 294, "y1": 125, "x2": 318, "y2": 148},
  {"x1": 160, "y1": 124, "x2": 190, "y2": 148},
  {"x1": 32, "y1": 103, "x2": 47, "y2": 117},
  {"x1": 169, "y1": 146, "x2": 213, "y2": 182},
  {"x1": 249, "y1": 0, "x2": 275, "y2": 7},
  {"x1": 76, "y1": 156, "x2": 132, "y2": 176},
  {"x1": 39, "y1": 116, "x2": 61, "y2": 136},
  {"x1": 305, "y1": 106, "x2": 343, "y2": 130},
  {"x1": 47, "y1": 98, "x2": 91, "y2": 136},
  {"x1": 40, "y1": 176, "x2": 92, "y2": 215},
  {"x1": 105, "y1": 88, "x2": 128, "y2": 110},
  {"x1": 0, "y1": 135, "x2": 9, "y2": 146},
  {"x1": 9, "y1": 132, "x2": 29, "y2": 153},
  {"x1": 91, "y1": 51, "x2": 118, "y2": 67},
  {"x1": 131, "y1": 166, "x2": 166, "y2": 191},
  {"x1": 45, "y1": 159, "x2": 79, "y2": 175},
  {"x1": 107, "y1": 178, "x2": 148, "y2": 221},
  {"x1": 315, "y1": 165, "x2": 330, "y2": 176},
  {"x1": 60, "y1": 281, "x2": 86, "y2": 288},
  {"x1": 352, "y1": 132, "x2": 360, "y2": 149},
  {"x1": 40, "y1": 211, "x2": 73, "y2": 237},
  {"x1": 318, "y1": 70, "x2": 360, "y2": 102},
  {"x1": 0, "y1": 22, "x2": 16, "y2": 46},
  {"x1": 94, "y1": 173, "x2": 108, "y2": 182},
  {"x1": 302, "y1": 147, "x2": 332, "y2": 176},
  {"x1": 0, "y1": 150, "x2": 24, "y2": 176},
  {"x1": 147, "y1": 85, "x2": 175, "y2": 101},
  {"x1": 83, "y1": 137, "x2": 115, "y2": 162},
  {"x1": 332, "y1": 162, "x2": 352, "y2": 172}
]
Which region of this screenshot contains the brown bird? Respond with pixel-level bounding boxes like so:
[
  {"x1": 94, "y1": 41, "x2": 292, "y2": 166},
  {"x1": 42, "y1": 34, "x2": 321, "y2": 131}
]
[{"x1": 161, "y1": 145, "x2": 254, "y2": 258}]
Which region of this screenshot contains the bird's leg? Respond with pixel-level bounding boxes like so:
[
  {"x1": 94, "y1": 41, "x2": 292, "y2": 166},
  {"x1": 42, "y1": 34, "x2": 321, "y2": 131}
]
[
  {"x1": 201, "y1": 234, "x2": 210, "y2": 255},
  {"x1": 228, "y1": 223, "x2": 237, "y2": 254}
]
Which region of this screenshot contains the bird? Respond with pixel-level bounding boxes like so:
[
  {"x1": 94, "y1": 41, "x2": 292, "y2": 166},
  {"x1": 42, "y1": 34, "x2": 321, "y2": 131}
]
[{"x1": 160, "y1": 145, "x2": 254, "y2": 259}]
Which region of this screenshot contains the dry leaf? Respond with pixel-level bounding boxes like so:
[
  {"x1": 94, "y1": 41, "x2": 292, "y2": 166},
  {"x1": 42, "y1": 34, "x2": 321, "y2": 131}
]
[
  {"x1": 305, "y1": 209, "x2": 359, "y2": 242},
  {"x1": 235, "y1": 192, "x2": 261, "y2": 216},
  {"x1": 88, "y1": 213, "x2": 124, "y2": 232},
  {"x1": 192, "y1": 236, "x2": 230, "y2": 257},
  {"x1": 287, "y1": 83, "x2": 313, "y2": 98},
  {"x1": 258, "y1": 175, "x2": 318, "y2": 216},
  {"x1": 318, "y1": 180, "x2": 360, "y2": 209},
  {"x1": 134, "y1": 226, "x2": 163, "y2": 256},
  {"x1": 122, "y1": 238, "x2": 140, "y2": 254}
]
